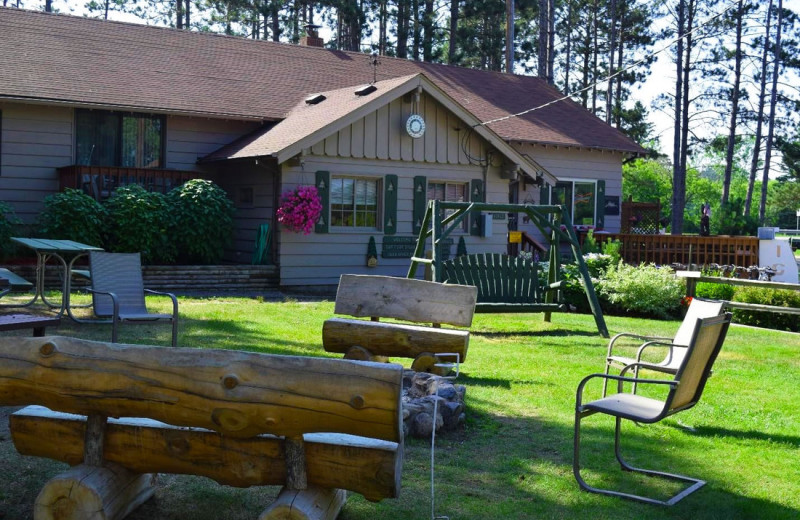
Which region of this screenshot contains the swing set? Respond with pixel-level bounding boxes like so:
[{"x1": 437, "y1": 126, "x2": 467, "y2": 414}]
[{"x1": 407, "y1": 200, "x2": 609, "y2": 338}]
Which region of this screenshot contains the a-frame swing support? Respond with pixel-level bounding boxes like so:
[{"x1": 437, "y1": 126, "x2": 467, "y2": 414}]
[{"x1": 407, "y1": 200, "x2": 609, "y2": 338}]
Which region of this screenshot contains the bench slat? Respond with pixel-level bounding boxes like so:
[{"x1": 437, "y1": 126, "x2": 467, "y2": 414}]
[
  {"x1": 334, "y1": 275, "x2": 476, "y2": 327},
  {"x1": 11, "y1": 406, "x2": 401, "y2": 502},
  {"x1": 323, "y1": 318, "x2": 469, "y2": 361},
  {"x1": 0, "y1": 336, "x2": 403, "y2": 443}
]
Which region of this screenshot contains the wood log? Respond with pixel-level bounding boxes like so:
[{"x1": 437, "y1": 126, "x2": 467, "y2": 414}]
[
  {"x1": 11, "y1": 406, "x2": 401, "y2": 501},
  {"x1": 410, "y1": 352, "x2": 450, "y2": 377},
  {"x1": 323, "y1": 318, "x2": 469, "y2": 361},
  {"x1": 33, "y1": 463, "x2": 155, "y2": 520},
  {"x1": 258, "y1": 486, "x2": 346, "y2": 520},
  {"x1": 284, "y1": 436, "x2": 308, "y2": 490},
  {"x1": 334, "y1": 274, "x2": 477, "y2": 327},
  {"x1": 0, "y1": 336, "x2": 403, "y2": 442}
]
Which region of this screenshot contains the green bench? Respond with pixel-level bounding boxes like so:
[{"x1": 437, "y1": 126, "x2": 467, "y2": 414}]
[
  {"x1": 440, "y1": 253, "x2": 568, "y2": 313},
  {"x1": 0, "y1": 267, "x2": 34, "y2": 295}
]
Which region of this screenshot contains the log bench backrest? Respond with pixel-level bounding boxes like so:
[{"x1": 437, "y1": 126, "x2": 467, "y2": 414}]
[
  {"x1": 334, "y1": 274, "x2": 477, "y2": 327},
  {"x1": 0, "y1": 335, "x2": 403, "y2": 443},
  {"x1": 441, "y1": 253, "x2": 543, "y2": 304}
]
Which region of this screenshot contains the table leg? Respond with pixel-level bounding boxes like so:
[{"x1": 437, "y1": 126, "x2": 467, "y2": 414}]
[
  {"x1": 33, "y1": 326, "x2": 46, "y2": 337},
  {"x1": 66, "y1": 253, "x2": 92, "y2": 322},
  {"x1": 40, "y1": 252, "x2": 68, "y2": 316}
]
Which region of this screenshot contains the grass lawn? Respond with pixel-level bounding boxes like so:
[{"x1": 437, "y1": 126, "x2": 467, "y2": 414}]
[{"x1": 1, "y1": 295, "x2": 799, "y2": 520}]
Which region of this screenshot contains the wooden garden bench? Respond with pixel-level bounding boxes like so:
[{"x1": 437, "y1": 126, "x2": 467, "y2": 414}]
[
  {"x1": 440, "y1": 253, "x2": 569, "y2": 313},
  {"x1": 1, "y1": 335, "x2": 404, "y2": 520},
  {"x1": 322, "y1": 274, "x2": 477, "y2": 374}
]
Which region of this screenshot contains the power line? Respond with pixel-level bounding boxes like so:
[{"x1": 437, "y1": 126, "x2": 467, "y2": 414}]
[{"x1": 479, "y1": 0, "x2": 742, "y2": 128}]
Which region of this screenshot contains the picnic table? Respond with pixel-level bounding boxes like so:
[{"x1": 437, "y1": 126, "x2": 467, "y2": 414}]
[{"x1": 7, "y1": 238, "x2": 102, "y2": 318}]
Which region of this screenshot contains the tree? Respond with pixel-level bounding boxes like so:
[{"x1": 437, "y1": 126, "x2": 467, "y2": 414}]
[
  {"x1": 720, "y1": 0, "x2": 744, "y2": 205},
  {"x1": 759, "y1": 0, "x2": 783, "y2": 224}
]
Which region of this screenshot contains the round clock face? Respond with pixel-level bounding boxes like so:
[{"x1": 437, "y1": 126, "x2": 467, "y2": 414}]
[{"x1": 406, "y1": 114, "x2": 426, "y2": 138}]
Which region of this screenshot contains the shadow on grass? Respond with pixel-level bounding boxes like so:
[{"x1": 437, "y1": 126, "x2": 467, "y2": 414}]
[{"x1": 689, "y1": 425, "x2": 800, "y2": 448}]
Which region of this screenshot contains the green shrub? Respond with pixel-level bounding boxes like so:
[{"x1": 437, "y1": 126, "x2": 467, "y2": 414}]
[
  {"x1": 695, "y1": 281, "x2": 735, "y2": 301},
  {"x1": 105, "y1": 185, "x2": 176, "y2": 264},
  {"x1": 731, "y1": 287, "x2": 800, "y2": 332},
  {"x1": 597, "y1": 262, "x2": 684, "y2": 319},
  {"x1": 167, "y1": 179, "x2": 235, "y2": 264},
  {"x1": 581, "y1": 229, "x2": 601, "y2": 254},
  {"x1": 601, "y1": 238, "x2": 622, "y2": 265},
  {"x1": 37, "y1": 189, "x2": 106, "y2": 247},
  {"x1": 0, "y1": 201, "x2": 22, "y2": 259}
]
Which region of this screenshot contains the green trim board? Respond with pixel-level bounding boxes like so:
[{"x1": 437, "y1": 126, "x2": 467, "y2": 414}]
[
  {"x1": 315, "y1": 171, "x2": 330, "y2": 234},
  {"x1": 383, "y1": 174, "x2": 398, "y2": 235}
]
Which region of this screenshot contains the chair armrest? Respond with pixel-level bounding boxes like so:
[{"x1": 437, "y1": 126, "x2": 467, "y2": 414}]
[
  {"x1": 634, "y1": 340, "x2": 681, "y2": 363},
  {"x1": 144, "y1": 289, "x2": 179, "y2": 317},
  {"x1": 606, "y1": 332, "x2": 672, "y2": 358},
  {"x1": 575, "y1": 371, "x2": 677, "y2": 408},
  {"x1": 84, "y1": 288, "x2": 120, "y2": 321}
]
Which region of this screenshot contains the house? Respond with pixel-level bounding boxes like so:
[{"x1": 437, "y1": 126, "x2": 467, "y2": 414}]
[{"x1": 0, "y1": 8, "x2": 644, "y2": 287}]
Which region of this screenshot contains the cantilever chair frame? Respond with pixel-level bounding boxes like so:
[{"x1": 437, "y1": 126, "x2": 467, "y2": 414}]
[
  {"x1": 80, "y1": 252, "x2": 178, "y2": 347},
  {"x1": 574, "y1": 313, "x2": 732, "y2": 506},
  {"x1": 603, "y1": 298, "x2": 725, "y2": 396}
]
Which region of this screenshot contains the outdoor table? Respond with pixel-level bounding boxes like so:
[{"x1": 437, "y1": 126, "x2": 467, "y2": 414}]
[{"x1": 8, "y1": 238, "x2": 103, "y2": 318}]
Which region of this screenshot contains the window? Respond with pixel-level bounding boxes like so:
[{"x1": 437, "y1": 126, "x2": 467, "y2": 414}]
[
  {"x1": 330, "y1": 176, "x2": 380, "y2": 228},
  {"x1": 428, "y1": 181, "x2": 468, "y2": 231},
  {"x1": 551, "y1": 180, "x2": 597, "y2": 226},
  {"x1": 76, "y1": 109, "x2": 164, "y2": 168}
]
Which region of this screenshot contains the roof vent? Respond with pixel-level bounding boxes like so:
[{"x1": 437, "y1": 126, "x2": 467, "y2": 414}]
[
  {"x1": 354, "y1": 84, "x2": 378, "y2": 96},
  {"x1": 305, "y1": 93, "x2": 326, "y2": 105}
]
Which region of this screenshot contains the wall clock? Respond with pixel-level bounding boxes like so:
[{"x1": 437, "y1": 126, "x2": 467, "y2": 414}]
[{"x1": 406, "y1": 114, "x2": 426, "y2": 139}]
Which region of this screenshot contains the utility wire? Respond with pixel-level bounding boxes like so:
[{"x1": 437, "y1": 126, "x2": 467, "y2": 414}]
[{"x1": 479, "y1": 0, "x2": 742, "y2": 128}]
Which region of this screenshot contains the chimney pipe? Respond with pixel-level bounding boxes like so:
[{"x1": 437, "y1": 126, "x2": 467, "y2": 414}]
[{"x1": 300, "y1": 24, "x2": 324, "y2": 47}]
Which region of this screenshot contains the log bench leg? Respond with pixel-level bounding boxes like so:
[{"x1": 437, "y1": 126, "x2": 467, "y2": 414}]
[
  {"x1": 34, "y1": 463, "x2": 156, "y2": 520},
  {"x1": 258, "y1": 486, "x2": 346, "y2": 520}
]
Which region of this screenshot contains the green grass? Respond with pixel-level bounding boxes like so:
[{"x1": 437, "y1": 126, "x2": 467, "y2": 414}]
[{"x1": 1, "y1": 296, "x2": 799, "y2": 519}]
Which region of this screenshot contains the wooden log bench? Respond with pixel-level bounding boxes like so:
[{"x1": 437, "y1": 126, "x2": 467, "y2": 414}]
[
  {"x1": 0, "y1": 335, "x2": 404, "y2": 520},
  {"x1": 322, "y1": 275, "x2": 477, "y2": 375},
  {"x1": 440, "y1": 253, "x2": 569, "y2": 313}
]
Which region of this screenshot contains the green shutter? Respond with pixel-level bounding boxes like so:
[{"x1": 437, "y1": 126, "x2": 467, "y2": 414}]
[
  {"x1": 315, "y1": 171, "x2": 330, "y2": 234},
  {"x1": 595, "y1": 180, "x2": 605, "y2": 230},
  {"x1": 412, "y1": 175, "x2": 427, "y2": 234},
  {"x1": 470, "y1": 179, "x2": 485, "y2": 236},
  {"x1": 383, "y1": 174, "x2": 398, "y2": 235},
  {"x1": 539, "y1": 184, "x2": 550, "y2": 205}
]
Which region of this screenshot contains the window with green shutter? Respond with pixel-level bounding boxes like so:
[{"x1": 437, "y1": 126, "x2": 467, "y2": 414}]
[{"x1": 470, "y1": 179, "x2": 484, "y2": 236}]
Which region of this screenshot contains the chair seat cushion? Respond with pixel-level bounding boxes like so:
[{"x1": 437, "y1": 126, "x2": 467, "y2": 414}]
[{"x1": 583, "y1": 393, "x2": 666, "y2": 423}]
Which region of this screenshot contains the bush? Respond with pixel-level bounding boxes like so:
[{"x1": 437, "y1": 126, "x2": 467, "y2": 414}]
[
  {"x1": 695, "y1": 281, "x2": 735, "y2": 301},
  {"x1": 37, "y1": 189, "x2": 106, "y2": 246},
  {"x1": 597, "y1": 262, "x2": 684, "y2": 319},
  {"x1": 601, "y1": 238, "x2": 622, "y2": 265},
  {"x1": 731, "y1": 287, "x2": 800, "y2": 332},
  {"x1": 0, "y1": 201, "x2": 21, "y2": 260},
  {"x1": 105, "y1": 185, "x2": 175, "y2": 264},
  {"x1": 167, "y1": 179, "x2": 235, "y2": 264}
]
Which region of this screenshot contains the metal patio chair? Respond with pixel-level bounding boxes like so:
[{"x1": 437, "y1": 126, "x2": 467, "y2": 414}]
[
  {"x1": 603, "y1": 298, "x2": 725, "y2": 396},
  {"x1": 86, "y1": 251, "x2": 178, "y2": 346},
  {"x1": 574, "y1": 313, "x2": 732, "y2": 506}
]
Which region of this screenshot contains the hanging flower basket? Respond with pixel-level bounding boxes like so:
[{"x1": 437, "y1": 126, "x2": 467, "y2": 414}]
[{"x1": 276, "y1": 185, "x2": 322, "y2": 235}]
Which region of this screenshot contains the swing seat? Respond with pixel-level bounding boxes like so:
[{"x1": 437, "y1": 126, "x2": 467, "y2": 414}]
[{"x1": 441, "y1": 253, "x2": 568, "y2": 312}]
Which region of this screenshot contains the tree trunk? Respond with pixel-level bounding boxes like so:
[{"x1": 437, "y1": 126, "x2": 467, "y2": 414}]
[
  {"x1": 581, "y1": 22, "x2": 590, "y2": 108},
  {"x1": 745, "y1": 0, "x2": 773, "y2": 216},
  {"x1": 397, "y1": 0, "x2": 409, "y2": 58},
  {"x1": 506, "y1": 0, "x2": 514, "y2": 73},
  {"x1": 379, "y1": 0, "x2": 387, "y2": 55},
  {"x1": 45, "y1": 0, "x2": 52, "y2": 12},
  {"x1": 412, "y1": 0, "x2": 421, "y2": 60},
  {"x1": 721, "y1": 0, "x2": 744, "y2": 206},
  {"x1": 679, "y1": 0, "x2": 695, "y2": 210},
  {"x1": 177, "y1": 0, "x2": 184, "y2": 29},
  {"x1": 538, "y1": 0, "x2": 548, "y2": 78},
  {"x1": 271, "y1": 2, "x2": 280, "y2": 42},
  {"x1": 591, "y1": 0, "x2": 598, "y2": 114},
  {"x1": 759, "y1": 0, "x2": 783, "y2": 224},
  {"x1": 449, "y1": 0, "x2": 459, "y2": 64},
  {"x1": 563, "y1": 0, "x2": 573, "y2": 92},
  {"x1": 605, "y1": 0, "x2": 618, "y2": 124},
  {"x1": 547, "y1": 0, "x2": 555, "y2": 82},
  {"x1": 671, "y1": 0, "x2": 686, "y2": 235},
  {"x1": 423, "y1": 0, "x2": 434, "y2": 61},
  {"x1": 614, "y1": 19, "x2": 625, "y2": 127},
  {"x1": 185, "y1": 0, "x2": 190, "y2": 29}
]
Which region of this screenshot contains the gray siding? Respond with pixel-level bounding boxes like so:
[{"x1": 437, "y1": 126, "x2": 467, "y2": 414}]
[
  {"x1": 0, "y1": 101, "x2": 258, "y2": 224},
  {"x1": 512, "y1": 144, "x2": 624, "y2": 239},
  {"x1": 278, "y1": 155, "x2": 509, "y2": 286},
  {"x1": 0, "y1": 102, "x2": 72, "y2": 220},
  {"x1": 309, "y1": 93, "x2": 485, "y2": 166}
]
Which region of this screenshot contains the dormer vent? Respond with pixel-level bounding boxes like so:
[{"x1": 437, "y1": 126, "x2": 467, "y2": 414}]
[
  {"x1": 305, "y1": 93, "x2": 326, "y2": 105},
  {"x1": 354, "y1": 84, "x2": 377, "y2": 96}
]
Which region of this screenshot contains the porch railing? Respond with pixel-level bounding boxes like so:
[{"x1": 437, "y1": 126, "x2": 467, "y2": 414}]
[
  {"x1": 58, "y1": 165, "x2": 198, "y2": 200},
  {"x1": 595, "y1": 233, "x2": 760, "y2": 267}
]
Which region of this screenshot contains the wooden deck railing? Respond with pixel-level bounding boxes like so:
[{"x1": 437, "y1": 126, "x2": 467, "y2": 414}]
[
  {"x1": 58, "y1": 165, "x2": 199, "y2": 200},
  {"x1": 595, "y1": 233, "x2": 760, "y2": 267}
]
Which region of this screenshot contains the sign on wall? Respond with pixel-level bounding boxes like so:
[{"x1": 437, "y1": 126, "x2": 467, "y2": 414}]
[
  {"x1": 604, "y1": 196, "x2": 620, "y2": 216},
  {"x1": 382, "y1": 236, "x2": 454, "y2": 259}
]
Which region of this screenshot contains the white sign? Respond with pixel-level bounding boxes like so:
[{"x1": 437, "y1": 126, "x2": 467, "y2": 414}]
[{"x1": 759, "y1": 239, "x2": 799, "y2": 284}]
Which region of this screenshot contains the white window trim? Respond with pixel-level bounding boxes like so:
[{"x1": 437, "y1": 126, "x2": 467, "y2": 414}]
[
  {"x1": 329, "y1": 174, "x2": 383, "y2": 232},
  {"x1": 551, "y1": 178, "x2": 598, "y2": 226}
]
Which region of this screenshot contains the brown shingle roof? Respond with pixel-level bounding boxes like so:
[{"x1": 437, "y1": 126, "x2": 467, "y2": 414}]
[{"x1": 0, "y1": 8, "x2": 644, "y2": 154}]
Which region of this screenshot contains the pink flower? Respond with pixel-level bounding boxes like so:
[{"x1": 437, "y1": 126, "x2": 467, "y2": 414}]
[{"x1": 277, "y1": 186, "x2": 322, "y2": 235}]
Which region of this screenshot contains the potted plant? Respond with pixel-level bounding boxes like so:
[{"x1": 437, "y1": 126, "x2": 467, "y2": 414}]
[{"x1": 276, "y1": 185, "x2": 322, "y2": 235}]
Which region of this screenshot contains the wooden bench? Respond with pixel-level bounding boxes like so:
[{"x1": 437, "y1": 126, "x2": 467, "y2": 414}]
[
  {"x1": 322, "y1": 275, "x2": 477, "y2": 374},
  {"x1": 0, "y1": 335, "x2": 404, "y2": 520},
  {"x1": 0, "y1": 313, "x2": 60, "y2": 336},
  {"x1": 440, "y1": 253, "x2": 568, "y2": 313}
]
